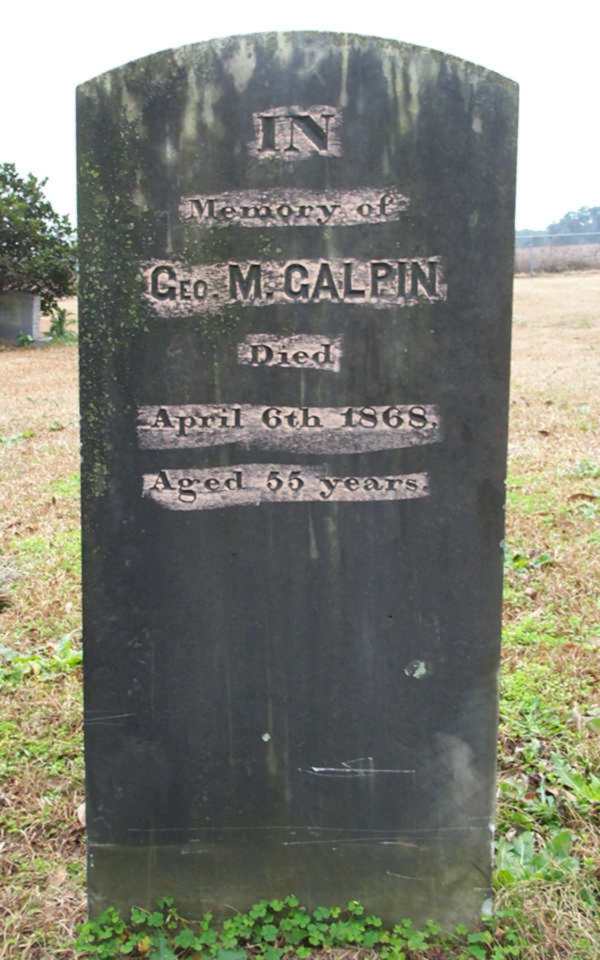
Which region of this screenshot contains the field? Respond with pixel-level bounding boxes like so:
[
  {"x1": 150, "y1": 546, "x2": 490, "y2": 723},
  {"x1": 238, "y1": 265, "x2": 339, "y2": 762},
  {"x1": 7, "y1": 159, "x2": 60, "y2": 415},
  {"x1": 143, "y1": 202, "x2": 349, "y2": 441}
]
[
  {"x1": 0, "y1": 273, "x2": 598, "y2": 959},
  {"x1": 515, "y1": 243, "x2": 600, "y2": 275}
]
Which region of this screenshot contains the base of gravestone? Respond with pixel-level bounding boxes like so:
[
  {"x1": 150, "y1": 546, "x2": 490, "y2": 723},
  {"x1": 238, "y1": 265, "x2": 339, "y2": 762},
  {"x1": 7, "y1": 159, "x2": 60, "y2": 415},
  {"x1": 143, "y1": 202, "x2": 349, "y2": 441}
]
[
  {"x1": 0, "y1": 292, "x2": 42, "y2": 342},
  {"x1": 87, "y1": 823, "x2": 492, "y2": 928}
]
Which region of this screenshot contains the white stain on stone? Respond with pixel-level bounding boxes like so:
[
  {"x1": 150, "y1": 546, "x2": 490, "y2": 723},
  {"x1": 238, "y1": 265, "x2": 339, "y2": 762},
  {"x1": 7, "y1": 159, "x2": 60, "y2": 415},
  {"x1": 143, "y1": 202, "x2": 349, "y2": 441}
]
[
  {"x1": 481, "y1": 898, "x2": 493, "y2": 918},
  {"x1": 180, "y1": 71, "x2": 202, "y2": 148},
  {"x1": 202, "y1": 82, "x2": 219, "y2": 130},
  {"x1": 274, "y1": 34, "x2": 294, "y2": 68},
  {"x1": 164, "y1": 136, "x2": 177, "y2": 166},
  {"x1": 339, "y1": 36, "x2": 350, "y2": 107},
  {"x1": 224, "y1": 38, "x2": 257, "y2": 93},
  {"x1": 143, "y1": 465, "x2": 431, "y2": 512},
  {"x1": 406, "y1": 59, "x2": 422, "y2": 122},
  {"x1": 435, "y1": 734, "x2": 480, "y2": 810},
  {"x1": 404, "y1": 660, "x2": 428, "y2": 679},
  {"x1": 137, "y1": 404, "x2": 442, "y2": 454},
  {"x1": 120, "y1": 86, "x2": 140, "y2": 124}
]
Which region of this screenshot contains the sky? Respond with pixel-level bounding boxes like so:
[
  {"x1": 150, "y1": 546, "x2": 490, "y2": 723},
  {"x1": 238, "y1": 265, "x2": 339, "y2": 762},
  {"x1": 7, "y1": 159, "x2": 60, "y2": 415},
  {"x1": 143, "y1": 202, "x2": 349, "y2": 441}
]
[{"x1": 1, "y1": 1, "x2": 597, "y2": 231}]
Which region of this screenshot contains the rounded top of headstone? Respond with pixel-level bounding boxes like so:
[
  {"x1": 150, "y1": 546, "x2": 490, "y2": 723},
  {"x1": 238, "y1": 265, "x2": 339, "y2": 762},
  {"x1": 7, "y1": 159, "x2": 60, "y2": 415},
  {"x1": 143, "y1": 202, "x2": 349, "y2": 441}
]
[{"x1": 78, "y1": 31, "x2": 517, "y2": 93}]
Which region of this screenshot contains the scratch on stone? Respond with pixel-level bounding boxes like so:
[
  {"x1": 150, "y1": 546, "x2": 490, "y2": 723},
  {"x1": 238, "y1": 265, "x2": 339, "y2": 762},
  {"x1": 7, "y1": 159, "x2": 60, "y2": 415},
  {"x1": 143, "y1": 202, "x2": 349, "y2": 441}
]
[
  {"x1": 84, "y1": 713, "x2": 135, "y2": 723},
  {"x1": 379, "y1": 840, "x2": 420, "y2": 847},
  {"x1": 282, "y1": 838, "x2": 418, "y2": 847},
  {"x1": 302, "y1": 757, "x2": 415, "y2": 777}
]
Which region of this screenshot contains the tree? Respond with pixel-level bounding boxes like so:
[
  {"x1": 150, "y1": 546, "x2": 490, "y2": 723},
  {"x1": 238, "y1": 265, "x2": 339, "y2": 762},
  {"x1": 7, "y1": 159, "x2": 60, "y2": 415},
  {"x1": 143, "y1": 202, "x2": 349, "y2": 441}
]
[
  {"x1": 547, "y1": 206, "x2": 600, "y2": 235},
  {"x1": 0, "y1": 163, "x2": 77, "y2": 311}
]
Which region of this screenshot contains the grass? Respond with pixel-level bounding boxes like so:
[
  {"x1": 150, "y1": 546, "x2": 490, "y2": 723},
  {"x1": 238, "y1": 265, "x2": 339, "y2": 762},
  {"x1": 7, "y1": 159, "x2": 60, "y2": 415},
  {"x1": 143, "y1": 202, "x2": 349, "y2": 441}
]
[
  {"x1": 0, "y1": 328, "x2": 84, "y2": 959},
  {"x1": 0, "y1": 274, "x2": 599, "y2": 958}
]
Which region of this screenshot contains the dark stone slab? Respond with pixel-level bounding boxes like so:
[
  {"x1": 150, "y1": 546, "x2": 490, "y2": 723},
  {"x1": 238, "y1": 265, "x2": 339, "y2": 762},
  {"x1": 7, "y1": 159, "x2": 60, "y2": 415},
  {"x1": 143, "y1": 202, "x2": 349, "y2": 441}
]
[{"x1": 77, "y1": 32, "x2": 518, "y2": 927}]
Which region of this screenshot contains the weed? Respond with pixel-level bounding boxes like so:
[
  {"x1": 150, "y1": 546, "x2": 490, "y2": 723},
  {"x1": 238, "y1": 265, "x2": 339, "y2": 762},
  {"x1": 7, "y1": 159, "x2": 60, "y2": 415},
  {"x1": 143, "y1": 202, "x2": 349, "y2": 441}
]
[
  {"x1": 75, "y1": 896, "x2": 531, "y2": 960},
  {"x1": 502, "y1": 614, "x2": 565, "y2": 648},
  {"x1": 505, "y1": 475, "x2": 557, "y2": 517},
  {"x1": 51, "y1": 472, "x2": 81, "y2": 499},
  {"x1": 13, "y1": 529, "x2": 81, "y2": 581},
  {"x1": 500, "y1": 661, "x2": 589, "y2": 748},
  {"x1": 569, "y1": 460, "x2": 600, "y2": 480},
  {"x1": 572, "y1": 498, "x2": 600, "y2": 521},
  {"x1": 550, "y1": 755, "x2": 600, "y2": 813},
  {"x1": 0, "y1": 631, "x2": 82, "y2": 686},
  {"x1": 503, "y1": 547, "x2": 553, "y2": 574},
  {"x1": 495, "y1": 830, "x2": 579, "y2": 886},
  {"x1": 0, "y1": 428, "x2": 35, "y2": 445},
  {"x1": 49, "y1": 306, "x2": 77, "y2": 342}
]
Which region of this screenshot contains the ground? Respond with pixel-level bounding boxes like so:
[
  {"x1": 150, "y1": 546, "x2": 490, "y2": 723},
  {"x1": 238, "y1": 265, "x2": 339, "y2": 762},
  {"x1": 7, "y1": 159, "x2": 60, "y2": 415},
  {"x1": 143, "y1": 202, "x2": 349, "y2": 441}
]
[{"x1": 0, "y1": 274, "x2": 598, "y2": 959}]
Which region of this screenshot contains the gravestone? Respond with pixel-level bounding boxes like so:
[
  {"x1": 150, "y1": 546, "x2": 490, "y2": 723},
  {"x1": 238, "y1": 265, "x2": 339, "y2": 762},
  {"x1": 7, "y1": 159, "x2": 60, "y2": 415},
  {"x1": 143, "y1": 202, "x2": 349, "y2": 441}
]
[
  {"x1": 0, "y1": 292, "x2": 41, "y2": 342},
  {"x1": 77, "y1": 32, "x2": 518, "y2": 927}
]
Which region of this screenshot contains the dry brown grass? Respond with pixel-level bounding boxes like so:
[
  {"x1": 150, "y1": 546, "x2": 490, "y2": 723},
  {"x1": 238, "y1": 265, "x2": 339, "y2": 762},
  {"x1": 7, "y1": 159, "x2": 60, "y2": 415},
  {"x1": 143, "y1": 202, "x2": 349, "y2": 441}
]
[
  {"x1": 0, "y1": 335, "x2": 83, "y2": 959},
  {"x1": 507, "y1": 271, "x2": 600, "y2": 640},
  {"x1": 498, "y1": 273, "x2": 600, "y2": 958},
  {"x1": 0, "y1": 682, "x2": 85, "y2": 960},
  {"x1": 515, "y1": 243, "x2": 600, "y2": 275},
  {"x1": 0, "y1": 276, "x2": 599, "y2": 958},
  {"x1": 0, "y1": 340, "x2": 80, "y2": 657}
]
